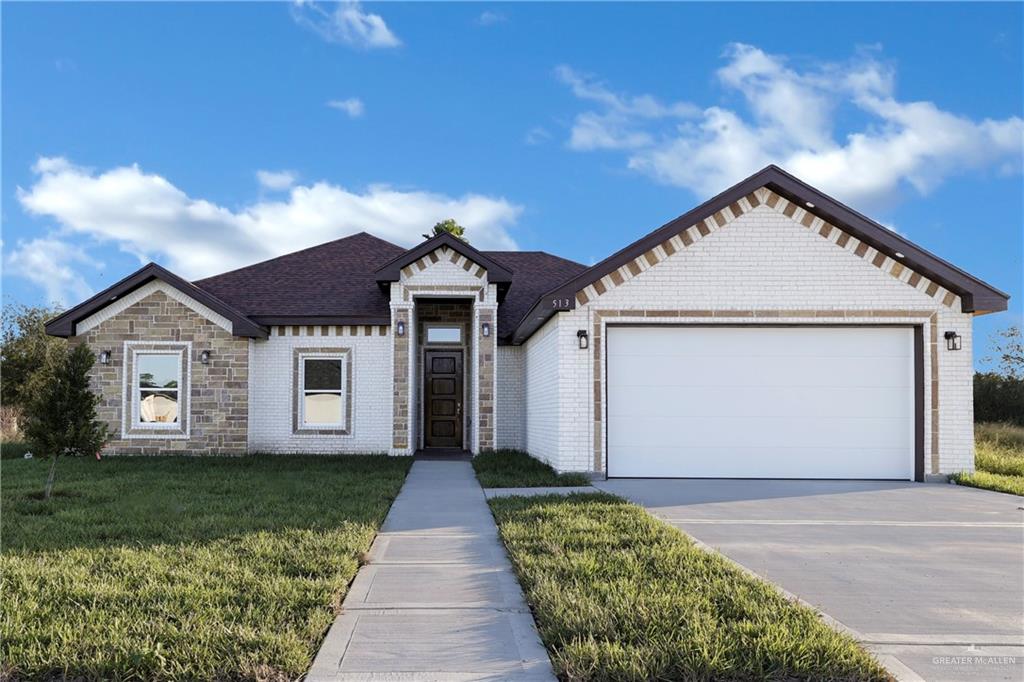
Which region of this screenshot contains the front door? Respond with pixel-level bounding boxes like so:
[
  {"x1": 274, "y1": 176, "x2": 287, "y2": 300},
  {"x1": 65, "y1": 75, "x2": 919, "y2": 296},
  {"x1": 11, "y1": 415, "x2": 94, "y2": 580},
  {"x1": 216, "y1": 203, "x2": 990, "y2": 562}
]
[{"x1": 424, "y1": 350, "x2": 463, "y2": 448}]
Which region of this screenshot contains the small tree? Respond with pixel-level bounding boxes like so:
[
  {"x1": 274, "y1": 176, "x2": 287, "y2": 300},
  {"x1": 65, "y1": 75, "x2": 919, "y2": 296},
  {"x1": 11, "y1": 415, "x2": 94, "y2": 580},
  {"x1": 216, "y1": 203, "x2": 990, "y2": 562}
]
[
  {"x1": 424, "y1": 219, "x2": 467, "y2": 242},
  {"x1": 22, "y1": 343, "x2": 109, "y2": 500}
]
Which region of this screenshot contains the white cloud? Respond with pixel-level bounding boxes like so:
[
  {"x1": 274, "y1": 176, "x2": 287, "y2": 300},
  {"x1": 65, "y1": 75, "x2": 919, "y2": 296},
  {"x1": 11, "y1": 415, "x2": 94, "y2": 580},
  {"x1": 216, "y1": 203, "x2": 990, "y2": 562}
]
[
  {"x1": 15, "y1": 157, "x2": 521, "y2": 283},
  {"x1": 327, "y1": 97, "x2": 365, "y2": 118},
  {"x1": 3, "y1": 236, "x2": 103, "y2": 305},
  {"x1": 524, "y1": 126, "x2": 551, "y2": 145},
  {"x1": 555, "y1": 65, "x2": 699, "y2": 151},
  {"x1": 256, "y1": 169, "x2": 298, "y2": 191},
  {"x1": 477, "y1": 11, "x2": 507, "y2": 26},
  {"x1": 558, "y1": 44, "x2": 1024, "y2": 208},
  {"x1": 291, "y1": 1, "x2": 400, "y2": 49}
]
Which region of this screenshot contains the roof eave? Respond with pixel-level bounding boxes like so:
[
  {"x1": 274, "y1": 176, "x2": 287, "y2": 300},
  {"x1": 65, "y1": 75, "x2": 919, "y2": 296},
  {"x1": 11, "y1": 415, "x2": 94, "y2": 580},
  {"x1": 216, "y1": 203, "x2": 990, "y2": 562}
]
[
  {"x1": 44, "y1": 263, "x2": 268, "y2": 339},
  {"x1": 508, "y1": 165, "x2": 1010, "y2": 344}
]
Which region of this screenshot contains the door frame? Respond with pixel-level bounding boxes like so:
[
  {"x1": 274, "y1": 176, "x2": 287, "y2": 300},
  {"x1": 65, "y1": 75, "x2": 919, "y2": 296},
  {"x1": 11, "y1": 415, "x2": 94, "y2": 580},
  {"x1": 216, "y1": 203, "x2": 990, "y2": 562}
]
[
  {"x1": 603, "y1": 322, "x2": 925, "y2": 481},
  {"x1": 422, "y1": 347, "x2": 466, "y2": 450}
]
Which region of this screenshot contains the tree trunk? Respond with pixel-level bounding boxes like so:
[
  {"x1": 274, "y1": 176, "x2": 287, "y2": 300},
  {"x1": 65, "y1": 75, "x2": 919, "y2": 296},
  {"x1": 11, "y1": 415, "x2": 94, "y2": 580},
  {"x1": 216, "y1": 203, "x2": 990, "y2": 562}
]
[{"x1": 43, "y1": 456, "x2": 59, "y2": 501}]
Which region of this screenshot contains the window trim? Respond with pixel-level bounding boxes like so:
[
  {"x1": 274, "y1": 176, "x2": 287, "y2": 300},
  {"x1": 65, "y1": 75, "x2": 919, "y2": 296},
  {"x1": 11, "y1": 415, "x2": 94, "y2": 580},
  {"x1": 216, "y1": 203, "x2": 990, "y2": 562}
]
[
  {"x1": 424, "y1": 323, "x2": 464, "y2": 346},
  {"x1": 121, "y1": 341, "x2": 191, "y2": 440},
  {"x1": 292, "y1": 347, "x2": 353, "y2": 435}
]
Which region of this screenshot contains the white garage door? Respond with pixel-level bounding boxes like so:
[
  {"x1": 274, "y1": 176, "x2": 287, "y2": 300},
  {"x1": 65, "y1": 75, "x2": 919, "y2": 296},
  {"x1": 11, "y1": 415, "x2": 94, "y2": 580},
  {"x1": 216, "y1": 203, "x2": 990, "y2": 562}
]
[{"x1": 606, "y1": 326, "x2": 915, "y2": 479}]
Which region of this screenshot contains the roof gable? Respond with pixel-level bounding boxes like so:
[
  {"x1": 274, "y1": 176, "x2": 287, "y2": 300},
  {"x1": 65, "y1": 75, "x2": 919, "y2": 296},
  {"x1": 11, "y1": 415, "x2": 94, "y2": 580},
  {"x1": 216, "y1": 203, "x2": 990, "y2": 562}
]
[
  {"x1": 374, "y1": 232, "x2": 513, "y2": 285},
  {"x1": 509, "y1": 165, "x2": 1009, "y2": 344},
  {"x1": 45, "y1": 263, "x2": 267, "y2": 338}
]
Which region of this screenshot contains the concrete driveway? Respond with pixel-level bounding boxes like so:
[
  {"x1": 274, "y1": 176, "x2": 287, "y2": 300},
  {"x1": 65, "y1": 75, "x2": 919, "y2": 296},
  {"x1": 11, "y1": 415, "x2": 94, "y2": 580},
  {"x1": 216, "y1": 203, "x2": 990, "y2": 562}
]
[{"x1": 594, "y1": 479, "x2": 1024, "y2": 682}]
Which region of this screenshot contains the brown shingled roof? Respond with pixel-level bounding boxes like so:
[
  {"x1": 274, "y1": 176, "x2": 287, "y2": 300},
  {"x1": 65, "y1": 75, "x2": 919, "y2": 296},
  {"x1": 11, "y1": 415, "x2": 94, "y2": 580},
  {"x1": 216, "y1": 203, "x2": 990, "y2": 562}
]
[
  {"x1": 191, "y1": 232, "x2": 586, "y2": 335},
  {"x1": 194, "y1": 232, "x2": 406, "y2": 324}
]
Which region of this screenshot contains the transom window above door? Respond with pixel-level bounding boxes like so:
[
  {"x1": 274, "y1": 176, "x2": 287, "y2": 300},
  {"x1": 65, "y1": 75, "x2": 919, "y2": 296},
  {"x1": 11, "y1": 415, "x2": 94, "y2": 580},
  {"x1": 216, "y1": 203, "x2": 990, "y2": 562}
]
[{"x1": 426, "y1": 325, "x2": 462, "y2": 344}]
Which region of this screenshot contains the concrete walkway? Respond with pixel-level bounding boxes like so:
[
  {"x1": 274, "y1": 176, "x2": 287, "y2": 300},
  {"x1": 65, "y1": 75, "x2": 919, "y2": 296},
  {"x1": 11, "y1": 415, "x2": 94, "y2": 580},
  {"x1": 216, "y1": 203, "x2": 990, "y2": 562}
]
[{"x1": 307, "y1": 460, "x2": 555, "y2": 681}]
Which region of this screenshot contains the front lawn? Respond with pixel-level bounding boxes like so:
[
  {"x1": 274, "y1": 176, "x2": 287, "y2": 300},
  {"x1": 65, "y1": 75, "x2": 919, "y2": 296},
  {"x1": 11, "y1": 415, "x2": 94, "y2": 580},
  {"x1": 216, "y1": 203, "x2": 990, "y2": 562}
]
[
  {"x1": 490, "y1": 493, "x2": 891, "y2": 681},
  {"x1": 473, "y1": 449, "x2": 591, "y2": 488},
  {"x1": 1, "y1": 454, "x2": 411, "y2": 681},
  {"x1": 951, "y1": 422, "x2": 1024, "y2": 496}
]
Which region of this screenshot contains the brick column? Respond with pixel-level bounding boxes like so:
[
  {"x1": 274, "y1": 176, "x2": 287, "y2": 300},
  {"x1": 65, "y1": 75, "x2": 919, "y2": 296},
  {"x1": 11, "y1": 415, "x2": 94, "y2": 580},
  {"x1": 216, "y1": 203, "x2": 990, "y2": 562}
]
[{"x1": 391, "y1": 306, "x2": 412, "y2": 453}]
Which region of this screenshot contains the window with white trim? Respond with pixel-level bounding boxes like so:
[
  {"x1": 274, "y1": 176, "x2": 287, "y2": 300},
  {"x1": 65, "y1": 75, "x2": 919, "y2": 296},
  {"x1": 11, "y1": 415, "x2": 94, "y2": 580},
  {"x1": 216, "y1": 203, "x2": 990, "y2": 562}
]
[
  {"x1": 301, "y1": 356, "x2": 345, "y2": 427},
  {"x1": 136, "y1": 353, "x2": 181, "y2": 425}
]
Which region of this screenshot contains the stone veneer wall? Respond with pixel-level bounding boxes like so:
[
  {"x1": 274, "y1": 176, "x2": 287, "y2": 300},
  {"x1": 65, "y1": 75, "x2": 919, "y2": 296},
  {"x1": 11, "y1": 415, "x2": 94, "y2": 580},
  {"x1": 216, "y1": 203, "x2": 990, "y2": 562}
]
[{"x1": 72, "y1": 289, "x2": 249, "y2": 455}]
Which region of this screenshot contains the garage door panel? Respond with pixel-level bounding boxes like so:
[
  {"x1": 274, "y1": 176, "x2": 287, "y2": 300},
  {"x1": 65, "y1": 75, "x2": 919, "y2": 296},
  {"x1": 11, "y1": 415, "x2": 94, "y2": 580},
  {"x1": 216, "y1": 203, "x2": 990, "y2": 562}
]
[
  {"x1": 607, "y1": 326, "x2": 912, "y2": 359},
  {"x1": 608, "y1": 415, "x2": 912, "y2": 449},
  {"x1": 607, "y1": 445, "x2": 911, "y2": 479},
  {"x1": 607, "y1": 385, "x2": 911, "y2": 419},
  {"x1": 608, "y1": 354, "x2": 912, "y2": 389},
  {"x1": 606, "y1": 326, "x2": 915, "y2": 480}
]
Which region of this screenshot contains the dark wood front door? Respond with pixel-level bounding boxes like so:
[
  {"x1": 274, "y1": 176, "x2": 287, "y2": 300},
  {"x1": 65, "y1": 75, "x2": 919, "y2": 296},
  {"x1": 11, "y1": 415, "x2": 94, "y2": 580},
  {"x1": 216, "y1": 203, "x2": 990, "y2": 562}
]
[{"x1": 425, "y1": 350, "x2": 463, "y2": 448}]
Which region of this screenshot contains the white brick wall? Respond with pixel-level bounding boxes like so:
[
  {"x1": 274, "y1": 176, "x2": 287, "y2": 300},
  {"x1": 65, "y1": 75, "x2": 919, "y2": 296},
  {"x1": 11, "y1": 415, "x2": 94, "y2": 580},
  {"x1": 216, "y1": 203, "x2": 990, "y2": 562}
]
[
  {"x1": 495, "y1": 345, "x2": 525, "y2": 450},
  {"x1": 523, "y1": 315, "x2": 560, "y2": 466},
  {"x1": 249, "y1": 327, "x2": 393, "y2": 453},
  {"x1": 544, "y1": 201, "x2": 975, "y2": 475}
]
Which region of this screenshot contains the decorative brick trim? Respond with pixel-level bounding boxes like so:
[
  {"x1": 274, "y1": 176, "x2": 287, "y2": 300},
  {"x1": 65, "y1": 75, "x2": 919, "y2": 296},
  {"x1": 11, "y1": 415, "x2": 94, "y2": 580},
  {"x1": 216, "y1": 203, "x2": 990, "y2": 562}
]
[
  {"x1": 291, "y1": 347, "x2": 353, "y2": 436},
  {"x1": 574, "y1": 187, "x2": 960, "y2": 311},
  {"x1": 272, "y1": 325, "x2": 388, "y2": 337},
  {"x1": 590, "y1": 309, "x2": 939, "y2": 475},
  {"x1": 402, "y1": 284, "x2": 484, "y2": 302},
  {"x1": 122, "y1": 341, "x2": 191, "y2": 440},
  {"x1": 392, "y1": 309, "x2": 411, "y2": 450}
]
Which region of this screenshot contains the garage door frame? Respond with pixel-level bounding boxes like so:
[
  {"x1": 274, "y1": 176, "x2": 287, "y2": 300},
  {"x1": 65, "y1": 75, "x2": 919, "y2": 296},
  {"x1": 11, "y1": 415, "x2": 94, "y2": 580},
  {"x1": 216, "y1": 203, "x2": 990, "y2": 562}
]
[{"x1": 603, "y1": 323, "x2": 925, "y2": 482}]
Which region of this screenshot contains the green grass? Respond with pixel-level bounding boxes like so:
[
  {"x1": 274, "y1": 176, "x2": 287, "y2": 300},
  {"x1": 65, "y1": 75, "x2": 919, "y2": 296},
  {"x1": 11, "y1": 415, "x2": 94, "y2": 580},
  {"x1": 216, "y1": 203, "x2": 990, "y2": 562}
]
[
  {"x1": 1, "y1": 454, "x2": 411, "y2": 681},
  {"x1": 472, "y1": 449, "x2": 591, "y2": 488},
  {"x1": 489, "y1": 493, "x2": 891, "y2": 682},
  {"x1": 950, "y1": 423, "x2": 1024, "y2": 496}
]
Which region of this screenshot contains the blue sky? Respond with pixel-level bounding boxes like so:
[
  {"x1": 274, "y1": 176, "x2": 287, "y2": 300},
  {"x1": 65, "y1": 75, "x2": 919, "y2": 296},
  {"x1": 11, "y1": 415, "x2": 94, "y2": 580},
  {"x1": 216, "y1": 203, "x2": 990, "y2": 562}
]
[{"x1": 3, "y1": 1, "x2": 1021, "y2": 368}]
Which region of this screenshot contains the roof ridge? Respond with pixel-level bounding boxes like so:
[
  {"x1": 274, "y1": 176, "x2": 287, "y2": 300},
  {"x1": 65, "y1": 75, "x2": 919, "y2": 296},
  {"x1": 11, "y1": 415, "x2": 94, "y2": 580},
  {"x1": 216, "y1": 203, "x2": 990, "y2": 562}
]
[{"x1": 194, "y1": 231, "x2": 403, "y2": 284}]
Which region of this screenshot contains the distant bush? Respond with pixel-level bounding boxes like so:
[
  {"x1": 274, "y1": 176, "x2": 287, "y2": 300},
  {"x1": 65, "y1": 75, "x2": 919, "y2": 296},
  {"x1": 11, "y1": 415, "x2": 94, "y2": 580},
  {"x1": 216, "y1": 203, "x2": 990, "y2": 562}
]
[{"x1": 974, "y1": 372, "x2": 1024, "y2": 425}]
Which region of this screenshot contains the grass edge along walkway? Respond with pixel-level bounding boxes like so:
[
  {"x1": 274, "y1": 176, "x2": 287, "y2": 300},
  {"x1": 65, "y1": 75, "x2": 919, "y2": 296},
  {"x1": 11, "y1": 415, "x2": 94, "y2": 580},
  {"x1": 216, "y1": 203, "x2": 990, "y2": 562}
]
[{"x1": 489, "y1": 492, "x2": 892, "y2": 682}]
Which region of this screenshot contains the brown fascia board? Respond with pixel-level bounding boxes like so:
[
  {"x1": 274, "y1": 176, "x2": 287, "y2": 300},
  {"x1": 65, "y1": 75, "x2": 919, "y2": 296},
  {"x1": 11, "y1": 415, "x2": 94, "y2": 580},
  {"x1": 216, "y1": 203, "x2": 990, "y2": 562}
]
[
  {"x1": 509, "y1": 165, "x2": 1010, "y2": 345},
  {"x1": 44, "y1": 262, "x2": 268, "y2": 339},
  {"x1": 374, "y1": 232, "x2": 514, "y2": 285}
]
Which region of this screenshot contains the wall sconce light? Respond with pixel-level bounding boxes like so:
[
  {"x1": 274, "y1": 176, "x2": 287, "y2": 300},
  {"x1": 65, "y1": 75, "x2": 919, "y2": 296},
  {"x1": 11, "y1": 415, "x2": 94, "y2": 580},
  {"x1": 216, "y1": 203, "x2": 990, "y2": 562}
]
[
  {"x1": 944, "y1": 331, "x2": 962, "y2": 351},
  {"x1": 99, "y1": 350, "x2": 111, "y2": 365},
  {"x1": 577, "y1": 329, "x2": 589, "y2": 350},
  {"x1": 396, "y1": 320, "x2": 406, "y2": 337},
  {"x1": 482, "y1": 322, "x2": 491, "y2": 338},
  {"x1": 200, "y1": 350, "x2": 212, "y2": 365}
]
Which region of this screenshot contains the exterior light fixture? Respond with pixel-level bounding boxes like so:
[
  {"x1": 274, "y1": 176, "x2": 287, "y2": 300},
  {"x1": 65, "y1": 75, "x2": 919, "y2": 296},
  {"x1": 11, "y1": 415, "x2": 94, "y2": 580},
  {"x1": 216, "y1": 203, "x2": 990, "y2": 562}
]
[
  {"x1": 99, "y1": 350, "x2": 111, "y2": 365},
  {"x1": 482, "y1": 322, "x2": 491, "y2": 338},
  {"x1": 577, "y1": 329, "x2": 589, "y2": 350},
  {"x1": 944, "y1": 331, "x2": 962, "y2": 351},
  {"x1": 200, "y1": 350, "x2": 211, "y2": 365},
  {"x1": 396, "y1": 320, "x2": 406, "y2": 337}
]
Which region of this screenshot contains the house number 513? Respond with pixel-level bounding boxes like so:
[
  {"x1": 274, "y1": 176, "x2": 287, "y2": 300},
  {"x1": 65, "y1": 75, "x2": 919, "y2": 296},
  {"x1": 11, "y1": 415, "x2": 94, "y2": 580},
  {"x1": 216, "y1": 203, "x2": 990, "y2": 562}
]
[{"x1": 552, "y1": 298, "x2": 571, "y2": 309}]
